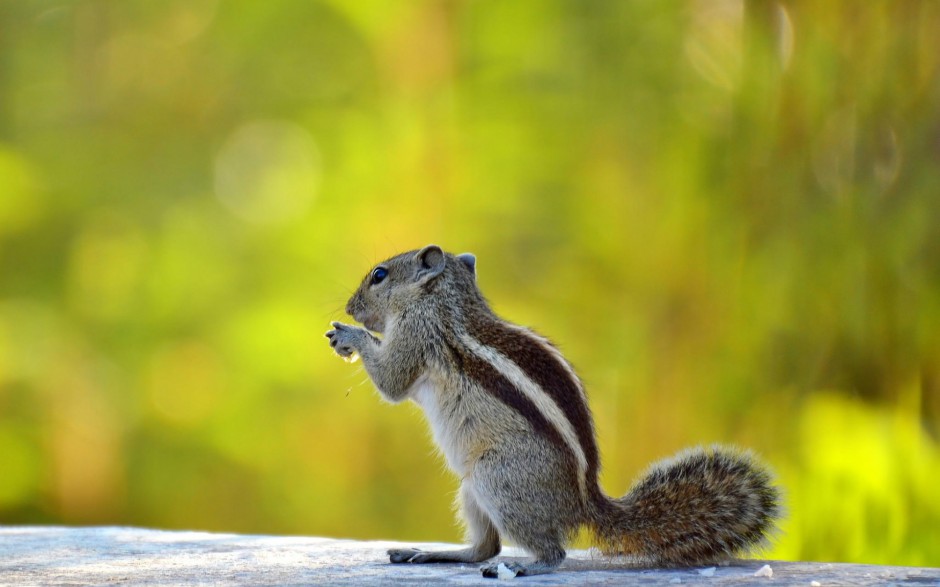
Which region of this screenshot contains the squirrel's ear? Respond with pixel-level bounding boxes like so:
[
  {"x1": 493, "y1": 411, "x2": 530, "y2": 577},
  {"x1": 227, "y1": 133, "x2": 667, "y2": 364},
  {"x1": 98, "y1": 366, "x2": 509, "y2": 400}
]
[
  {"x1": 456, "y1": 253, "x2": 476, "y2": 277},
  {"x1": 415, "y1": 245, "x2": 446, "y2": 281}
]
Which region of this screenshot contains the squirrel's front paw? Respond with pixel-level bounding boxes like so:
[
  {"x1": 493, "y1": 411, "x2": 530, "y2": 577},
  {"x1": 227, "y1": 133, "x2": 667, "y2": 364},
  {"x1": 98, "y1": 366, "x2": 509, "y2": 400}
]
[{"x1": 325, "y1": 321, "x2": 364, "y2": 358}]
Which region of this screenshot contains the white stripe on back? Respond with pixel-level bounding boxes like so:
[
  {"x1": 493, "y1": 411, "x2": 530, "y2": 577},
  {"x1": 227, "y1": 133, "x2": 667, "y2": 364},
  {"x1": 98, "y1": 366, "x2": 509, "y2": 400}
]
[{"x1": 460, "y1": 333, "x2": 588, "y2": 493}]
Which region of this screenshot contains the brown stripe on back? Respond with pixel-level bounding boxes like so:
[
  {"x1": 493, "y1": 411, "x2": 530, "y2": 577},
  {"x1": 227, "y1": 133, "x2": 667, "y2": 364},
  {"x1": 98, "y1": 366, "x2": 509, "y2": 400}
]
[
  {"x1": 469, "y1": 321, "x2": 601, "y2": 485},
  {"x1": 446, "y1": 341, "x2": 576, "y2": 466}
]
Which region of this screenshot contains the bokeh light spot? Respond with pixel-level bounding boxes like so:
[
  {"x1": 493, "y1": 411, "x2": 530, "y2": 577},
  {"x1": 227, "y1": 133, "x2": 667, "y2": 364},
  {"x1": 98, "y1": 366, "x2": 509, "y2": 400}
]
[{"x1": 213, "y1": 120, "x2": 321, "y2": 225}]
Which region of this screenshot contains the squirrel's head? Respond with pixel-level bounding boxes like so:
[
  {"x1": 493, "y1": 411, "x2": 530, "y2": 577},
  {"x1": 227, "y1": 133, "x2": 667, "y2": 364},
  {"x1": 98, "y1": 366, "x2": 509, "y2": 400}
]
[{"x1": 346, "y1": 244, "x2": 478, "y2": 334}]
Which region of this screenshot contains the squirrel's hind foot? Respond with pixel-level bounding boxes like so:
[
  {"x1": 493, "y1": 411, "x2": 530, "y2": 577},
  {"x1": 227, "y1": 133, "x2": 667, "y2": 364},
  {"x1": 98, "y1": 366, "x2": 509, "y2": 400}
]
[
  {"x1": 388, "y1": 548, "x2": 425, "y2": 564},
  {"x1": 480, "y1": 558, "x2": 563, "y2": 578},
  {"x1": 389, "y1": 544, "x2": 499, "y2": 565}
]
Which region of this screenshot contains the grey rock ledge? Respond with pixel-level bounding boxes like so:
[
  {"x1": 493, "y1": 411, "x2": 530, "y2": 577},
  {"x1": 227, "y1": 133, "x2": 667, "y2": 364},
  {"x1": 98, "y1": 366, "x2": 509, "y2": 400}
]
[{"x1": 0, "y1": 526, "x2": 936, "y2": 586}]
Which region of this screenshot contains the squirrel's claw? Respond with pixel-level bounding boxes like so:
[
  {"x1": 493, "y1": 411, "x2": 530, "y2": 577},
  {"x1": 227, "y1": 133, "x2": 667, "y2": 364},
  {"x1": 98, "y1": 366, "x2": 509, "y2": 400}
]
[{"x1": 326, "y1": 322, "x2": 358, "y2": 358}]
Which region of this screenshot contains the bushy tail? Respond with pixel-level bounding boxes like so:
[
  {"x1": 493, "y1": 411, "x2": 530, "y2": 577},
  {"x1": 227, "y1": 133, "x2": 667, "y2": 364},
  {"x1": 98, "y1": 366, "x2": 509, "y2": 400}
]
[{"x1": 591, "y1": 445, "x2": 781, "y2": 566}]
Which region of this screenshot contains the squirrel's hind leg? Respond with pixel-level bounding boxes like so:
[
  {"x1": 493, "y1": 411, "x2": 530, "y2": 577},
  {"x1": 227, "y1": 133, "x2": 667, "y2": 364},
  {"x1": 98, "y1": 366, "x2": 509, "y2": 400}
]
[
  {"x1": 471, "y1": 443, "x2": 577, "y2": 578},
  {"x1": 388, "y1": 485, "x2": 501, "y2": 565},
  {"x1": 476, "y1": 514, "x2": 566, "y2": 577}
]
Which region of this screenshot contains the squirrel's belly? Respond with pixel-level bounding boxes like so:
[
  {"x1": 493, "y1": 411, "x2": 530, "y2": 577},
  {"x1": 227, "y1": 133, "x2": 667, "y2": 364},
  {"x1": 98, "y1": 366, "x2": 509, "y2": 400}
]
[{"x1": 410, "y1": 376, "x2": 468, "y2": 476}]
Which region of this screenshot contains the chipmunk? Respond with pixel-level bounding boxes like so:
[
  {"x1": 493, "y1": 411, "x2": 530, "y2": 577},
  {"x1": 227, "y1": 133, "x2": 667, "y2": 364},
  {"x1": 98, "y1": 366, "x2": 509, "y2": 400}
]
[{"x1": 326, "y1": 245, "x2": 780, "y2": 578}]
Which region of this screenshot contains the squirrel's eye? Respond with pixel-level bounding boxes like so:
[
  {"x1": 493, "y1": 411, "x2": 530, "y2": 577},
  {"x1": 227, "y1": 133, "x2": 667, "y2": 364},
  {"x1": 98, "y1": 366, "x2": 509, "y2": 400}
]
[{"x1": 370, "y1": 267, "x2": 388, "y2": 285}]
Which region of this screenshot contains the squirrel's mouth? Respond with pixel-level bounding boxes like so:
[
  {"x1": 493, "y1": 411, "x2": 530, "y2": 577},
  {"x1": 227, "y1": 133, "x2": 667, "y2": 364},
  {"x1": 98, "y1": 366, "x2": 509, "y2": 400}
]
[{"x1": 360, "y1": 314, "x2": 385, "y2": 334}]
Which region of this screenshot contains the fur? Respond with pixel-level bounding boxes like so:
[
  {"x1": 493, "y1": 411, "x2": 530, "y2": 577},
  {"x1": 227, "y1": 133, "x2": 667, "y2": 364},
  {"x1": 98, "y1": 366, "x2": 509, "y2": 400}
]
[{"x1": 326, "y1": 245, "x2": 781, "y2": 577}]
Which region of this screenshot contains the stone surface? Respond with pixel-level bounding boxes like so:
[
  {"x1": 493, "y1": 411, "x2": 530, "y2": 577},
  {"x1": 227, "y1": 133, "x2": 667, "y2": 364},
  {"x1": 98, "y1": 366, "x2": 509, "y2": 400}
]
[{"x1": 0, "y1": 526, "x2": 936, "y2": 586}]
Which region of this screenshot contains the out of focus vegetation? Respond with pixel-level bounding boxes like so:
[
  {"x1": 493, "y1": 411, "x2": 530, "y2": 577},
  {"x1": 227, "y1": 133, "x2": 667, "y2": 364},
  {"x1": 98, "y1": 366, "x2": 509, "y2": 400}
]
[{"x1": 1, "y1": 0, "x2": 939, "y2": 566}]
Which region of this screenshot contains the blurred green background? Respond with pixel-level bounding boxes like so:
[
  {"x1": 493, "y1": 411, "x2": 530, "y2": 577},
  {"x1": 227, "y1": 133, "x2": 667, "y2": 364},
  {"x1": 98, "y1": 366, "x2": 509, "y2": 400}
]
[{"x1": 1, "y1": 0, "x2": 939, "y2": 567}]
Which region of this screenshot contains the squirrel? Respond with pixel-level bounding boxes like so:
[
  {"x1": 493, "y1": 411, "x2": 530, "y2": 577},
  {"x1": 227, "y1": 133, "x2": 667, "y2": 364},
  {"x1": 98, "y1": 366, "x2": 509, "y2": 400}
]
[{"x1": 326, "y1": 245, "x2": 781, "y2": 578}]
